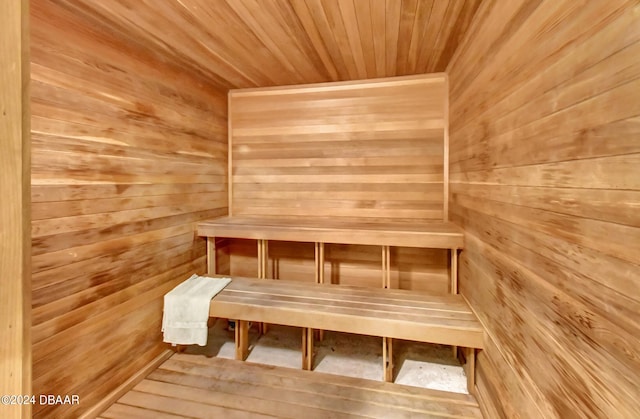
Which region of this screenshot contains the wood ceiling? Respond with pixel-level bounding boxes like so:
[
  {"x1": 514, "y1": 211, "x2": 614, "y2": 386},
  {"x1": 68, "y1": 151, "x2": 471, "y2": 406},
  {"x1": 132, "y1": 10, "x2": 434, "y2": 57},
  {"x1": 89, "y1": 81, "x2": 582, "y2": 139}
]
[{"x1": 53, "y1": 0, "x2": 483, "y2": 90}]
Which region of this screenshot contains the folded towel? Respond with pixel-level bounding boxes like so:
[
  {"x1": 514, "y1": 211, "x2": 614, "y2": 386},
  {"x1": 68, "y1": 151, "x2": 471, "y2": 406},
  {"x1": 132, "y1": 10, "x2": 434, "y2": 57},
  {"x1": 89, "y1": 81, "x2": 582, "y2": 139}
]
[{"x1": 162, "y1": 274, "x2": 232, "y2": 346}]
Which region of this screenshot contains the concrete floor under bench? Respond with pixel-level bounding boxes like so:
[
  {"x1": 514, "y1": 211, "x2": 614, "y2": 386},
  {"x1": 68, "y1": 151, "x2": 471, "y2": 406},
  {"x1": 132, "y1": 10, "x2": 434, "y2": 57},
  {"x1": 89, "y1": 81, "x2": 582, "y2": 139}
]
[
  {"x1": 101, "y1": 322, "x2": 478, "y2": 418},
  {"x1": 194, "y1": 321, "x2": 470, "y2": 393}
]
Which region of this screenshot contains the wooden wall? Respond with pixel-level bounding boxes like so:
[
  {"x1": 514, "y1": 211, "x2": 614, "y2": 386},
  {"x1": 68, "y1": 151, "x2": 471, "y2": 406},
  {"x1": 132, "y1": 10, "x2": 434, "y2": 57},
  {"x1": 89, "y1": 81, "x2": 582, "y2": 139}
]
[
  {"x1": 0, "y1": 1, "x2": 31, "y2": 418},
  {"x1": 448, "y1": 1, "x2": 640, "y2": 417},
  {"x1": 229, "y1": 74, "x2": 447, "y2": 221},
  {"x1": 30, "y1": 2, "x2": 228, "y2": 417},
  {"x1": 227, "y1": 75, "x2": 449, "y2": 292}
]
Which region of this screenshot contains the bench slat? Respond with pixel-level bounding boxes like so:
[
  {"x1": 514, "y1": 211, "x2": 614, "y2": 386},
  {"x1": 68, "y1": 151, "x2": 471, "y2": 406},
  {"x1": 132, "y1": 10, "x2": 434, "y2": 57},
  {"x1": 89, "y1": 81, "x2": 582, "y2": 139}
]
[
  {"x1": 217, "y1": 293, "x2": 480, "y2": 325},
  {"x1": 210, "y1": 276, "x2": 484, "y2": 349},
  {"x1": 226, "y1": 280, "x2": 473, "y2": 311},
  {"x1": 197, "y1": 216, "x2": 464, "y2": 248}
]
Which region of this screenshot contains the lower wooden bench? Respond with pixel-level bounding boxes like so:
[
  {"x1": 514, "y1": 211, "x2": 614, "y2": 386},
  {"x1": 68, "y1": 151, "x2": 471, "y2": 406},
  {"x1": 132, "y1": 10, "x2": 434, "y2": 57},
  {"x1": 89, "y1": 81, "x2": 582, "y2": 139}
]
[
  {"x1": 208, "y1": 275, "x2": 484, "y2": 393},
  {"x1": 101, "y1": 354, "x2": 483, "y2": 419}
]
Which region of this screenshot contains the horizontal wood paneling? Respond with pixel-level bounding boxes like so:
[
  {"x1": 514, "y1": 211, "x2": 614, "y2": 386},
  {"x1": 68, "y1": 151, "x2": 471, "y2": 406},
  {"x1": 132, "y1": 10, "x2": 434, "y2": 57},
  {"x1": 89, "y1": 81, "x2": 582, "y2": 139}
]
[
  {"x1": 230, "y1": 75, "x2": 447, "y2": 222},
  {"x1": 447, "y1": 1, "x2": 640, "y2": 417},
  {"x1": 59, "y1": 0, "x2": 482, "y2": 89},
  {"x1": 30, "y1": 1, "x2": 228, "y2": 417}
]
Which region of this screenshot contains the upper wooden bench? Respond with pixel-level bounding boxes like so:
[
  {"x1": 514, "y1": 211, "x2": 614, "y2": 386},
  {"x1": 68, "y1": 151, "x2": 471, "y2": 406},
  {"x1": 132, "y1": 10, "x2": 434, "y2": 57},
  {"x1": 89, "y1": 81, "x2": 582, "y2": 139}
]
[
  {"x1": 197, "y1": 216, "x2": 464, "y2": 249},
  {"x1": 207, "y1": 275, "x2": 484, "y2": 392}
]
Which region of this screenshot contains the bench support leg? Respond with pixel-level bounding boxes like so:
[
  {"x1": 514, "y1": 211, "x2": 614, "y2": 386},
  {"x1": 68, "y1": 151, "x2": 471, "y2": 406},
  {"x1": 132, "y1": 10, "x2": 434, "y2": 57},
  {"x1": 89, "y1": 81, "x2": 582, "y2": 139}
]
[
  {"x1": 207, "y1": 237, "x2": 217, "y2": 275},
  {"x1": 258, "y1": 240, "x2": 269, "y2": 335},
  {"x1": 235, "y1": 320, "x2": 249, "y2": 361},
  {"x1": 382, "y1": 246, "x2": 393, "y2": 382},
  {"x1": 451, "y1": 248, "x2": 458, "y2": 358},
  {"x1": 302, "y1": 328, "x2": 314, "y2": 370},
  {"x1": 315, "y1": 242, "x2": 325, "y2": 341},
  {"x1": 450, "y1": 248, "x2": 458, "y2": 294},
  {"x1": 382, "y1": 246, "x2": 391, "y2": 289},
  {"x1": 465, "y1": 347, "x2": 476, "y2": 394},
  {"x1": 383, "y1": 337, "x2": 393, "y2": 382}
]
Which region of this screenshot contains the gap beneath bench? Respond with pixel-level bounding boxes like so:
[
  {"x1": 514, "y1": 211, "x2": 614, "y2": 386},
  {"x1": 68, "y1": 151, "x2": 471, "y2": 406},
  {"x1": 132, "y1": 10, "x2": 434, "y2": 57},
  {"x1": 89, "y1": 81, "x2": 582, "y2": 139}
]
[{"x1": 184, "y1": 321, "x2": 470, "y2": 395}]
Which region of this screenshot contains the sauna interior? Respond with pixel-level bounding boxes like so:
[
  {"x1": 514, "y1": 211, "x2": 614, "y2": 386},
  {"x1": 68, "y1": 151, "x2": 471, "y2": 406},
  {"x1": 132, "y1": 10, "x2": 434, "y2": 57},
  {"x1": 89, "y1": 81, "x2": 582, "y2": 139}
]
[{"x1": 1, "y1": 0, "x2": 639, "y2": 418}]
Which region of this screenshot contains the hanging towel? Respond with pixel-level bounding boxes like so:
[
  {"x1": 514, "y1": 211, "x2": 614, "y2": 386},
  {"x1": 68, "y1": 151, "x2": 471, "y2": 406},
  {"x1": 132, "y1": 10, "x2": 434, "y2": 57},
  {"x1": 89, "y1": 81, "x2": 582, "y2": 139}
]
[{"x1": 162, "y1": 274, "x2": 232, "y2": 346}]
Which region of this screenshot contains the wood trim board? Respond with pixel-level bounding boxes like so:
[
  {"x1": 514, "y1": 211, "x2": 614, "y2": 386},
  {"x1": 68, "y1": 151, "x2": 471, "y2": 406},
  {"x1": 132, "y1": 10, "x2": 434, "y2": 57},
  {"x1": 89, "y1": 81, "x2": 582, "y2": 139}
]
[
  {"x1": 0, "y1": 1, "x2": 31, "y2": 417},
  {"x1": 198, "y1": 216, "x2": 464, "y2": 249}
]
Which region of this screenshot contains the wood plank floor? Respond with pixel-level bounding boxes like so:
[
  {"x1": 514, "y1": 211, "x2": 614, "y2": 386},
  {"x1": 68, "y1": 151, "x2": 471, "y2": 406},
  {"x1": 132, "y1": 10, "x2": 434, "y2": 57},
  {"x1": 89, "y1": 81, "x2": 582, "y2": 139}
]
[{"x1": 100, "y1": 354, "x2": 482, "y2": 418}]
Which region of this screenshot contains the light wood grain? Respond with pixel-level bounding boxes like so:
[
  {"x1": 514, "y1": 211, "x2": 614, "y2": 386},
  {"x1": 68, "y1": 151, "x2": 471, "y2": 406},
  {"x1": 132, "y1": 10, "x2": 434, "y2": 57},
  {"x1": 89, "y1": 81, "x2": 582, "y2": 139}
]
[
  {"x1": 229, "y1": 75, "x2": 448, "y2": 222},
  {"x1": 0, "y1": 1, "x2": 30, "y2": 418},
  {"x1": 205, "y1": 212, "x2": 459, "y2": 294},
  {"x1": 209, "y1": 276, "x2": 484, "y2": 349},
  {"x1": 199, "y1": 216, "x2": 464, "y2": 249},
  {"x1": 228, "y1": 239, "x2": 450, "y2": 293},
  {"x1": 29, "y1": 1, "x2": 228, "y2": 417},
  {"x1": 60, "y1": 0, "x2": 481, "y2": 90},
  {"x1": 79, "y1": 350, "x2": 172, "y2": 419},
  {"x1": 448, "y1": 1, "x2": 640, "y2": 417},
  {"x1": 104, "y1": 354, "x2": 483, "y2": 418}
]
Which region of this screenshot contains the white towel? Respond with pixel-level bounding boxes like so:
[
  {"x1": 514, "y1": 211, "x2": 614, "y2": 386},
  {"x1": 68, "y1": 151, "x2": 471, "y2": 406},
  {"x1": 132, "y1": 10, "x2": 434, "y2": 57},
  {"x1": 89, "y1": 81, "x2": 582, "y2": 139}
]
[{"x1": 162, "y1": 274, "x2": 232, "y2": 346}]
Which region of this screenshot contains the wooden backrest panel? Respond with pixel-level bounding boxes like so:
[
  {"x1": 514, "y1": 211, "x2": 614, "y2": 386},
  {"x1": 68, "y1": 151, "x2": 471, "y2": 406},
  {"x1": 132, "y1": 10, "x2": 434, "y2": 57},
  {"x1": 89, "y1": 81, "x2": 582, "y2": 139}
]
[{"x1": 229, "y1": 74, "x2": 448, "y2": 222}]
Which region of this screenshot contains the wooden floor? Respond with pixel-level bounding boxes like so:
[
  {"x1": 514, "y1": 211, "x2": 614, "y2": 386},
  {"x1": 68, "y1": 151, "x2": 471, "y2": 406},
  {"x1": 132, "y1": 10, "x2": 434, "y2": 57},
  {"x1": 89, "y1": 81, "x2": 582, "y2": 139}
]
[{"x1": 100, "y1": 354, "x2": 483, "y2": 418}]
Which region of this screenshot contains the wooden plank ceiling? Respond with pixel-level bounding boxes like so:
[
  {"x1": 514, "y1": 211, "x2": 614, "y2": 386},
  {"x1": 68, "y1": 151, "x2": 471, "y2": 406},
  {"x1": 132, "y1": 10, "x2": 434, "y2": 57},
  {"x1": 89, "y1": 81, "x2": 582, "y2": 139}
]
[{"x1": 56, "y1": 0, "x2": 482, "y2": 89}]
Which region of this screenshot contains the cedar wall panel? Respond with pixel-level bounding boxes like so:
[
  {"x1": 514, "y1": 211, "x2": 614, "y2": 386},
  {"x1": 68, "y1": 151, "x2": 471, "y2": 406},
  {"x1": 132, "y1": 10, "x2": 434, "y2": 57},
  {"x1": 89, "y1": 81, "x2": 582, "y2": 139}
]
[
  {"x1": 448, "y1": 1, "x2": 640, "y2": 418},
  {"x1": 228, "y1": 75, "x2": 449, "y2": 292},
  {"x1": 30, "y1": 2, "x2": 227, "y2": 417},
  {"x1": 229, "y1": 74, "x2": 447, "y2": 221}
]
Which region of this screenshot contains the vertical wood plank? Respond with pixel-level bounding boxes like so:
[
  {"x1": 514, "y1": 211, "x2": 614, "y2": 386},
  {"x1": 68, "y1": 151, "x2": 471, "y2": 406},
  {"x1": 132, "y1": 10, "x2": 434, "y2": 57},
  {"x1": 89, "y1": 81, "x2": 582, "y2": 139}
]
[
  {"x1": 443, "y1": 73, "x2": 450, "y2": 220},
  {"x1": 317, "y1": 242, "x2": 325, "y2": 340},
  {"x1": 302, "y1": 327, "x2": 314, "y2": 370},
  {"x1": 450, "y1": 249, "x2": 458, "y2": 294},
  {"x1": 382, "y1": 245, "x2": 391, "y2": 289},
  {"x1": 384, "y1": 0, "x2": 402, "y2": 75},
  {"x1": 370, "y1": 0, "x2": 387, "y2": 77},
  {"x1": 382, "y1": 243, "x2": 393, "y2": 383},
  {"x1": 319, "y1": 0, "x2": 359, "y2": 80},
  {"x1": 0, "y1": 1, "x2": 30, "y2": 418},
  {"x1": 338, "y1": 0, "x2": 368, "y2": 79},
  {"x1": 257, "y1": 239, "x2": 269, "y2": 334},
  {"x1": 207, "y1": 237, "x2": 217, "y2": 275},
  {"x1": 318, "y1": 242, "x2": 325, "y2": 285},
  {"x1": 382, "y1": 337, "x2": 393, "y2": 382},
  {"x1": 228, "y1": 92, "x2": 234, "y2": 216},
  {"x1": 466, "y1": 347, "x2": 476, "y2": 395},
  {"x1": 289, "y1": 0, "x2": 339, "y2": 80},
  {"x1": 235, "y1": 320, "x2": 249, "y2": 361},
  {"x1": 395, "y1": 0, "x2": 419, "y2": 74}
]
